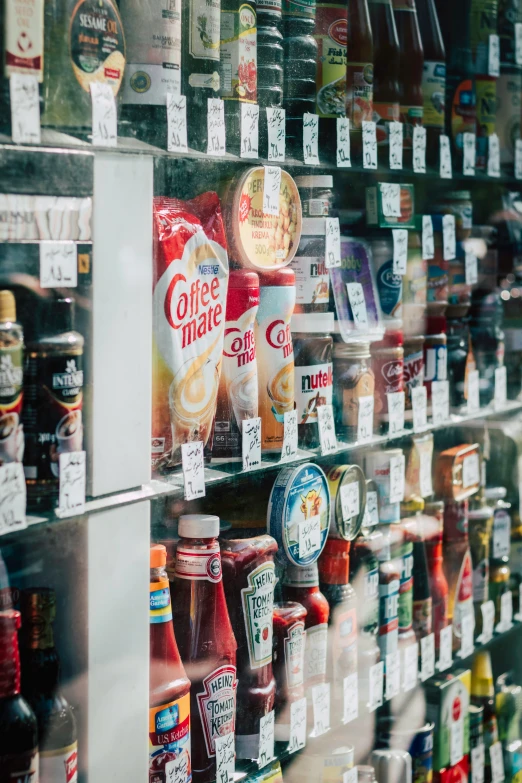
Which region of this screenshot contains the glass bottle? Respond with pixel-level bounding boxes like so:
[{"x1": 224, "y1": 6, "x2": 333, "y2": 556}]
[
  {"x1": 442, "y1": 499, "x2": 474, "y2": 651},
  {"x1": 368, "y1": 0, "x2": 401, "y2": 149},
  {"x1": 315, "y1": 0, "x2": 348, "y2": 157},
  {"x1": 272, "y1": 601, "x2": 307, "y2": 742},
  {"x1": 468, "y1": 506, "x2": 493, "y2": 635},
  {"x1": 393, "y1": 0, "x2": 424, "y2": 155},
  {"x1": 0, "y1": 290, "x2": 24, "y2": 465},
  {"x1": 375, "y1": 523, "x2": 402, "y2": 670},
  {"x1": 424, "y1": 501, "x2": 448, "y2": 650},
  {"x1": 346, "y1": 0, "x2": 374, "y2": 155},
  {"x1": 471, "y1": 651, "x2": 499, "y2": 783},
  {"x1": 397, "y1": 499, "x2": 417, "y2": 647},
  {"x1": 282, "y1": 0, "x2": 317, "y2": 154},
  {"x1": 408, "y1": 505, "x2": 433, "y2": 641},
  {"x1": 416, "y1": 0, "x2": 446, "y2": 164}
]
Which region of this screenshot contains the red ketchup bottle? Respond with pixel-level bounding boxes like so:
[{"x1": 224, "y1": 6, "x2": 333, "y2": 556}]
[
  {"x1": 272, "y1": 602, "x2": 307, "y2": 742},
  {"x1": 424, "y1": 501, "x2": 449, "y2": 650},
  {"x1": 149, "y1": 545, "x2": 191, "y2": 783},
  {"x1": 220, "y1": 534, "x2": 278, "y2": 762},
  {"x1": 172, "y1": 516, "x2": 237, "y2": 783}
]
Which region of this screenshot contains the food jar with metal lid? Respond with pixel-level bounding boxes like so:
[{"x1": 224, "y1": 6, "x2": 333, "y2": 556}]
[
  {"x1": 333, "y1": 340, "x2": 375, "y2": 443},
  {"x1": 371, "y1": 330, "x2": 404, "y2": 430},
  {"x1": 294, "y1": 175, "x2": 334, "y2": 217},
  {"x1": 290, "y1": 217, "x2": 330, "y2": 313}
]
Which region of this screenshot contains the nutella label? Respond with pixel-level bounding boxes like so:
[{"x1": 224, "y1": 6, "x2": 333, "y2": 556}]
[
  {"x1": 284, "y1": 621, "x2": 306, "y2": 688},
  {"x1": 241, "y1": 562, "x2": 277, "y2": 669},
  {"x1": 291, "y1": 257, "x2": 330, "y2": 305},
  {"x1": 294, "y1": 362, "x2": 333, "y2": 424},
  {"x1": 175, "y1": 545, "x2": 223, "y2": 582},
  {"x1": 196, "y1": 665, "x2": 237, "y2": 757}
]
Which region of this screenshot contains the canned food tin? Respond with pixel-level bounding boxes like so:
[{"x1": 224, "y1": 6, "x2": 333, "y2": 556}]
[{"x1": 326, "y1": 464, "x2": 367, "y2": 540}]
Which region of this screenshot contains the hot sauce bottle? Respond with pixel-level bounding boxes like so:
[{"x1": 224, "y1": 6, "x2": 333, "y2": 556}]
[
  {"x1": 368, "y1": 0, "x2": 401, "y2": 149},
  {"x1": 442, "y1": 500, "x2": 475, "y2": 651},
  {"x1": 272, "y1": 601, "x2": 307, "y2": 741},
  {"x1": 172, "y1": 516, "x2": 237, "y2": 783},
  {"x1": 424, "y1": 501, "x2": 448, "y2": 650},
  {"x1": 401, "y1": 498, "x2": 433, "y2": 642},
  {"x1": 392, "y1": 0, "x2": 424, "y2": 155},
  {"x1": 149, "y1": 545, "x2": 191, "y2": 783},
  {"x1": 416, "y1": 0, "x2": 446, "y2": 164},
  {"x1": 472, "y1": 651, "x2": 499, "y2": 783},
  {"x1": 346, "y1": 0, "x2": 374, "y2": 156}
]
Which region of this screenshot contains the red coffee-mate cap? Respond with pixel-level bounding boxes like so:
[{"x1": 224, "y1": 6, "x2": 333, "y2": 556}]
[
  {"x1": 228, "y1": 269, "x2": 260, "y2": 288},
  {"x1": 257, "y1": 268, "x2": 296, "y2": 287}
]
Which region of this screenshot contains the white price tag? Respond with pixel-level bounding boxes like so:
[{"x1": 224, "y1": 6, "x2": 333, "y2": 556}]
[
  {"x1": 90, "y1": 82, "x2": 117, "y2": 147},
  {"x1": 288, "y1": 698, "x2": 307, "y2": 753},
  {"x1": 516, "y1": 139, "x2": 522, "y2": 180},
  {"x1": 443, "y1": 214, "x2": 456, "y2": 261},
  {"x1": 465, "y1": 250, "x2": 478, "y2": 285},
  {"x1": 207, "y1": 98, "x2": 226, "y2": 156},
  {"x1": 362, "y1": 121, "x2": 378, "y2": 169},
  {"x1": 498, "y1": 590, "x2": 513, "y2": 631},
  {"x1": 412, "y1": 385, "x2": 428, "y2": 432},
  {"x1": 385, "y1": 651, "x2": 401, "y2": 700},
  {"x1": 440, "y1": 134, "x2": 453, "y2": 179},
  {"x1": 463, "y1": 452, "x2": 480, "y2": 489},
  {"x1": 215, "y1": 733, "x2": 235, "y2": 783},
  {"x1": 167, "y1": 94, "x2": 188, "y2": 153},
  {"x1": 337, "y1": 117, "x2": 351, "y2": 167},
  {"x1": 258, "y1": 711, "x2": 275, "y2": 768},
  {"x1": 10, "y1": 73, "x2": 41, "y2": 145},
  {"x1": 488, "y1": 133, "x2": 500, "y2": 177},
  {"x1": 387, "y1": 391, "x2": 405, "y2": 436},
  {"x1": 303, "y1": 113, "x2": 319, "y2": 165},
  {"x1": 420, "y1": 447, "x2": 433, "y2": 498},
  {"x1": 451, "y1": 719, "x2": 464, "y2": 766},
  {"x1": 438, "y1": 624, "x2": 453, "y2": 671},
  {"x1": 357, "y1": 395, "x2": 374, "y2": 443},
  {"x1": 0, "y1": 463, "x2": 26, "y2": 536},
  {"x1": 392, "y1": 228, "x2": 408, "y2": 275},
  {"x1": 432, "y1": 380, "x2": 450, "y2": 426},
  {"x1": 281, "y1": 409, "x2": 298, "y2": 463},
  {"x1": 389, "y1": 121, "x2": 403, "y2": 170},
  {"x1": 413, "y1": 126, "x2": 427, "y2": 173},
  {"x1": 460, "y1": 612, "x2": 474, "y2": 658},
  {"x1": 343, "y1": 672, "x2": 358, "y2": 723},
  {"x1": 468, "y1": 369, "x2": 480, "y2": 412},
  {"x1": 312, "y1": 683, "x2": 330, "y2": 736},
  {"x1": 341, "y1": 482, "x2": 360, "y2": 521},
  {"x1": 267, "y1": 107, "x2": 285, "y2": 162},
  {"x1": 240, "y1": 103, "x2": 259, "y2": 159},
  {"x1": 420, "y1": 633, "x2": 435, "y2": 681},
  {"x1": 299, "y1": 515, "x2": 321, "y2": 559},
  {"x1": 480, "y1": 601, "x2": 495, "y2": 644},
  {"x1": 263, "y1": 166, "x2": 281, "y2": 216},
  {"x1": 493, "y1": 511, "x2": 511, "y2": 560},
  {"x1": 346, "y1": 282, "x2": 368, "y2": 330},
  {"x1": 242, "y1": 417, "x2": 262, "y2": 472},
  {"x1": 489, "y1": 34, "x2": 500, "y2": 76},
  {"x1": 181, "y1": 441, "x2": 205, "y2": 501},
  {"x1": 403, "y1": 643, "x2": 419, "y2": 692},
  {"x1": 369, "y1": 661, "x2": 384, "y2": 712},
  {"x1": 58, "y1": 451, "x2": 86, "y2": 517},
  {"x1": 165, "y1": 752, "x2": 190, "y2": 783},
  {"x1": 494, "y1": 366, "x2": 507, "y2": 409},
  {"x1": 365, "y1": 490, "x2": 380, "y2": 528},
  {"x1": 516, "y1": 23, "x2": 522, "y2": 65},
  {"x1": 317, "y1": 404, "x2": 337, "y2": 455},
  {"x1": 39, "y1": 242, "x2": 77, "y2": 288},
  {"x1": 325, "y1": 217, "x2": 342, "y2": 268},
  {"x1": 381, "y1": 183, "x2": 401, "y2": 217},
  {"x1": 344, "y1": 769, "x2": 358, "y2": 783},
  {"x1": 463, "y1": 132, "x2": 476, "y2": 176},
  {"x1": 472, "y1": 743, "x2": 485, "y2": 783},
  {"x1": 490, "y1": 742, "x2": 505, "y2": 783},
  {"x1": 422, "y1": 215, "x2": 434, "y2": 260},
  {"x1": 389, "y1": 453, "x2": 405, "y2": 504}
]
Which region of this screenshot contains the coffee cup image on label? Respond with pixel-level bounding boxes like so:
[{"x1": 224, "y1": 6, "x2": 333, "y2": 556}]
[{"x1": 50, "y1": 409, "x2": 83, "y2": 477}]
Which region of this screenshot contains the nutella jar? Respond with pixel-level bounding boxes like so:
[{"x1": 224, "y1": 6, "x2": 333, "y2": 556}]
[
  {"x1": 294, "y1": 175, "x2": 334, "y2": 217},
  {"x1": 333, "y1": 341, "x2": 375, "y2": 443},
  {"x1": 371, "y1": 330, "x2": 404, "y2": 429},
  {"x1": 290, "y1": 218, "x2": 330, "y2": 314},
  {"x1": 292, "y1": 312, "x2": 334, "y2": 449}
]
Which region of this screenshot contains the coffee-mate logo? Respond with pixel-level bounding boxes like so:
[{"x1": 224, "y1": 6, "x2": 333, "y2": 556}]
[
  {"x1": 223, "y1": 325, "x2": 256, "y2": 367},
  {"x1": 241, "y1": 562, "x2": 277, "y2": 669},
  {"x1": 197, "y1": 664, "x2": 237, "y2": 757},
  {"x1": 266, "y1": 319, "x2": 292, "y2": 358}
]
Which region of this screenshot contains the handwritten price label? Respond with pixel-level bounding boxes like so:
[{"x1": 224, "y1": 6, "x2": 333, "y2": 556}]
[
  {"x1": 369, "y1": 661, "x2": 384, "y2": 711},
  {"x1": 460, "y1": 612, "x2": 474, "y2": 658},
  {"x1": 288, "y1": 697, "x2": 307, "y2": 752},
  {"x1": 490, "y1": 742, "x2": 505, "y2": 783},
  {"x1": 463, "y1": 132, "x2": 476, "y2": 176},
  {"x1": 472, "y1": 744, "x2": 485, "y2": 783},
  {"x1": 337, "y1": 117, "x2": 351, "y2": 167},
  {"x1": 387, "y1": 391, "x2": 405, "y2": 436},
  {"x1": 443, "y1": 214, "x2": 456, "y2": 261},
  {"x1": 412, "y1": 385, "x2": 428, "y2": 432},
  {"x1": 489, "y1": 34, "x2": 500, "y2": 76},
  {"x1": 303, "y1": 113, "x2": 319, "y2": 165},
  {"x1": 381, "y1": 183, "x2": 401, "y2": 217},
  {"x1": 207, "y1": 98, "x2": 226, "y2": 156},
  {"x1": 498, "y1": 590, "x2": 513, "y2": 632},
  {"x1": 312, "y1": 683, "x2": 330, "y2": 736},
  {"x1": 0, "y1": 463, "x2": 26, "y2": 536},
  {"x1": 413, "y1": 126, "x2": 427, "y2": 173},
  {"x1": 167, "y1": 94, "x2": 188, "y2": 153},
  {"x1": 494, "y1": 366, "x2": 507, "y2": 409},
  {"x1": 240, "y1": 103, "x2": 259, "y2": 159},
  {"x1": 181, "y1": 441, "x2": 205, "y2": 501},
  {"x1": 440, "y1": 135, "x2": 453, "y2": 179},
  {"x1": 357, "y1": 395, "x2": 374, "y2": 443},
  {"x1": 516, "y1": 23, "x2": 522, "y2": 65},
  {"x1": 343, "y1": 673, "x2": 358, "y2": 723},
  {"x1": 346, "y1": 282, "x2": 369, "y2": 330},
  {"x1": 341, "y1": 481, "x2": 360, "y2": 521},
  {"x1": 468, "y1": 369, "x2": 480, "y2": 412},
  {"x1": 325, "y1": 217, "x2": 342, "y2": 268},
  {"x1": 420, "y1": 634, "x2": 435, "y2": 681},
  {"x1": 39, "y1": 242, "x2": 77, "y2": 288},
  {"x1": 365, "y1": 490, "x2": 379, "y2": 528},
  {"x1": 299, "y1": 515, "x2": 321, "y2": 559},
  {"x1": 281, "y1": 409, "x2": 298, "y2": 463},
  {"x1": 317, "y1": 404, "x2": 337, "y2": 455},
  {"x1": 385, "y1": 651, "x2": 401, "y2": 700},
  {"x1": 258, "y1": 711, "x2": 275, "y2": 768},
  {"x1": 451, "y1": 719, "x2": 464, "y2": 766},
  {"x1": 516, "y1": 139, "x2": 522, "y2": 180},
  {"x1": 403, "y1": 643, "x2": 419, "y2": 691},
  {"x1": 242, "y1": 417, "x2": 262, "y2": 472},
  {"x1": 263, "y1": 166, "x2": 281, "y2": 216},
  {"x1": 420, "y1": 447, "x2": 433, "y2": 498},
  {"x1": 431, "y1": 380, "x2": 449, "y2": 425},
  {"x1": 58, "y1": 451, "x2": 86, "y2": 517},
  {"x1": 165, "y1": 752, "x2": 190, "y2": 783},
  {"x1": 488, "y1": 133, "x2": 500, "y2": 177},
  {"x1": 362, "y1": 121, "x2": 377, "y2": 169},
  {"x1": 10, "y1": 73, "x2": 41, "y2": 145},
  {"x1": 480, "y1": 601, "x2": 495, "y2": 644},
  {"x1": 389, "y1": 453, "x2": 405, "y2": 504},
  {"x1": 267, "y1": 107, "x2": 285, "y2": 162},
  {"x1": 422, "y1": 215, "x2": 434, "y2": 260},
  {"x1": 438, "y1": 624, "x2": 453, "y2": 671},
  {"x1": 215, "y1": 733, "x2": 235, "y2": 783},
  {"x1": 463, "y1": 452, "x2": 480, "y2": 489},
  {"x1": 392, "y1": 228, "x2": 408, "y2": 275},
  {"x1": 465, "y1": 249, "x2": 478, "y2": 285},
  {"x1": 389, "y1": 121, "x2": 403, "y2": 170},
  {"x1": 91, "y1": 82, "x2": 117, "y2": 147}
]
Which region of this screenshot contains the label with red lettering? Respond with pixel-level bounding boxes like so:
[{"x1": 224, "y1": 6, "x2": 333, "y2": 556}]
[
  {"x1": 196, "y1": 665, "x2": 237, "y2": 757},
  {"x1": 294, "y1": 363, "x2": 333, "y2": 425},
  {"x1": 290, "y1": 257, "x2": 330, "y2": 305},
  {"x1": 241, "y1": 561, "x2": 277, "y2": 669},
  {"x1": 346, "y1": 62, "x2": 374, "y2": 128},
  {"x1": 373, "y1": 101, "x2": 400, "y2": 145},
  {"x1": 175, "y1": 544, "x2": 222, "y2": 583},
  {"x1": 454, "y1": 549, "x2": 474, "y2": 640},
  {"x1": 149, "y1": 693, "x2": 191, "y2": 783},
  {"x1": 285, "y1": 621, "x2": 306, "y2": 688},
  {"x1": 41, "y1": 742, "x2": 78, "y2": 783}
]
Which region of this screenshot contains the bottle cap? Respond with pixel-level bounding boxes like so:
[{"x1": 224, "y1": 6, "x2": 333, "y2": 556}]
[
  {"x1": 228, "y1": 269, "x2": 259, "y2": 288},
  {"x1": 150, "y1": 544, "x2": 167, "y2": 568},
  {"x1": 178, "y1": 514, "x2": 220, "y2": 539},
  {"x1": 471, "y1": 650, "x2": 495, "y2": 698},
  {"x1": 371, "y1": 749, "x2": 412, "y2": 783},
  {"x1": 0, "y1": 291, "x2": 16, "y2": 323},
  {"x1": 257, "y1": 268, "x2": 295, "y2": 287}
]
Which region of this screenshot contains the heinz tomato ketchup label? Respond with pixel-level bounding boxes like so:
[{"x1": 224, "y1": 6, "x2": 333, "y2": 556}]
[{"x1": 152, "y1": 194, "x2": 229, "y2": 472}]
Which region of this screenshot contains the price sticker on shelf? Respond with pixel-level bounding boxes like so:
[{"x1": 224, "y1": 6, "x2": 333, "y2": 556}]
[
  {"x1": 498, "y1": 590, "x2": 513, "y2": 632},
  {"x1": 39, "y1": 242, "x2": 77, "y2": 288},
  {"x1": 489, "y1": 34, "x2": 500, "y2": 77},
  {"x1": 0, "y1": 463, "x2": 26, "y2": 536},
  {"x1": 365, "y1": 490, "x2": 379, "y2": 528},
  {"x1": 341, "y1": 481, "x2": 360, "y2": 521},
  {"x1": 412, "y1": 385, "x2": 428, "y2": 432},
  {"x1": 443, "y1": 214, "x2": 456, "y2": 261},
  {"x1": 420, "y1": 447, "x2": 433, "y2": 498},
  {"x1": 343, "y1": 672, "x2": 358, "y2": 724},
  {"x1": 281, "y1": 409, "x2": 298, "y2": 463},
  {"x1": 267, "y1": 107, "x2": 285, "y2": 162},
  {"x1": 386, "y1": 651, "x2": 401, "y2": 700},
  {"x1": 312, "y1": 683, "x2": 330, "y2": 736},
  {"x1": 362, "y1": 121, "x2": 378, "y2": 169},
  {"x1": 494, "y1": 366, "x2": 507, "y2": 409},
  {"x1": 368, "y1": 661, "x2": 384, "y2": 712},
  {"x1": 460, "y1": 612, "x2": 474, "y2": 658},
  {"x1": 344, "y1": 768, "x2": 358, "y2": 783},
  {"x1": 392, "y1": 228, "x2": 408, "y2": 275},
  {"x1": 463, "y1": 452, "x2": 480, "y2": 489},
  {"x1": 166, "y1": 752, "x2": 191, "y2": 783},
  {"x1": 422, "y1": 215, "x2": 434, "y2": 260},
  {"x1": 325, "y1": 217, "x2": 342, "y2": 268},
  {"x1": 263, "y1": 166, "x2": 281, "y2": 216},
  {"x1": 240, "y1": 103, "x2": 259, "y2": 159},
  {"x1": 167, "y1": 94, "x2": 188, "y2": 154},
  {"x1": 347, "y1": 282, "x2": 369, "y2": 330},
  {"x1": 299, "y1": 515, "x2": 321, "y2": 559},
  {"x1": 440, "y1": 134, "x2": 453, "y2": 179},
  {"x1": 413, "y1": 126, "x2": 427, "y2": 173},
  {"x1": 463, "y1": 133, "x2": 476, "y2": 176},
  {"x1": 389, "y1": 122, "x2": 403, "y2": 170},
  {"x1": 420, "y1": 633, "x2": 435, "y2": 681},
  {"x1": 472, "y1": 744, "x2": 485, "y2": 783},
  {"x1": 387, "y1": 391, "x2": 405, "y2": 436},
  {"x1": 493, "y1": 511, "x2": 511, "y2": 560},
  {"x1": 381, "y1": 183, "x2": 401, "y2": 217},
  {"x1": 215, "y1": 733, "x2": 235, "y2": 783},
  {"x1": 389, "y1": 453, "x2": 405, "y2": 504},
  {"x1": 490, "y1": 742, "x2": 505, "y2": 783},
  {"x1": 403, "y1": 643, "x2": 419, "y2": 692},
  {"x1": 207, "y1": 98, "x2": 226, "y2": 156},
  {"x1": 516, "y1": 139, "x2": 522, "y2": 180},
  {"x1": 451, "y1": 719, "x2": 464, "y2": 766},
  {"x1": 465, "y1": 249, "x2": 478, "y2": 285},
  {"x1": 288, "y1": 697, "x2": 307, "y2": 753},
  {"x1": 432, "y1": 380, "x2": 450, "y2": 426},
  {"x1": 516, "y1": 23, "x2": 522, "y2": 65},
  {"x1": 242, "y1": 417, "x2": 262, "y2": 472},
  {"x1": 91, "y1": 82, "x2": 117, "y2": 147},
  {"x1": 357, "y1": 395, "x2": 374, "y2": 443},
  {"x1": 438, "y1": 624, "x2": 453, "y2": 671},
  {"x1": 317, "y1": 404, "x2": 337, "y2": 455},
  {"x1": 258, "y1": 711, "x2": 275, "y2": 768},
  {"x1": 337, "y1": 117, "x2": 351, "y2": 167},
  {"x1": 480, "y1": 600, "x2": 495, "y2": 644},
  {"x1": 303, "y1": 113, "x2": 320, "y2": 165},
  {"x1": 58, "y1": 451, "x2": 86, "y2": 517},
  {"x1": 488, "y1": 133, "x2": 500, "y2": 177},
  {"x1": 10, "y1": 73, "x2": 41, "y2": 145},
  {"x1": 181, "y1": 441, "x2": 205, "y2": 501},
  {"x1": 468, "y1": 369, "x2": 480, "y2": 412}
]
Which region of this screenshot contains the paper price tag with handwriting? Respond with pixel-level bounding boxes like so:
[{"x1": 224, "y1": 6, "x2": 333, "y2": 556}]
[
  {"x1": 166, "y1": 752, "x2": 190, "y2": 783},
  {"x1": 181, "y1": 441, "x2": 205, "y2": 501},
  {"x1": 303, "y1": 113, "x2": 319, "y2": 165},
  {"x1": 263, "y1": 166, "x2": 281, "y2": 216},
  {"x1": 343, "y1": 673, "x2": 358, "y2": 724},
  {"x1": 347, "y1": 282, "x2": 368, "y2": 330},
  {"x1": 438, "y1": 624, "x2": 453, "y2": 671},
  {"x1": 451, "y1": 720, "x2": 464, "y2": 766},
  {"x1": 40, "y1": 242, "x2": 77, "y2": 288},
  {"x1": 499, "y1": 590, "x2": 513, "y2": 632},
  {"x1": 299, "y1": 515, "x2": 321, "y2": 559},
  {"x1": 58, "y1": 451, "x2": 86, "y2": 517},
  {"x1": 489, "y1": 34, "x2": 500, "y2": 76},
  {"x1": 337, "y1": 117, "x2": 351, "y2": 167},
  {"x1": 472, "y1": 744, "x2": 485, "y2": 783},
  {"x1": 362, "y1": 121, "x2": 377, "y2": 169},
  {"x1": 413, "y1": 126, "x2": 427, "y2": 173},
  {"x1": 267, "y1": 107, "x2": 285, "y2": 162},
  {"x1": 443, "y1": 214, "x2": 456, "y2": 261},
  {"x1": 463, "y1": 452, "x2": 480, "y2": 489},
  {"x1": 357, "y1": 395, "x2": 374, "y2": 443},
  {"x1": 488, "y1": 133, "x2": 500, "y2": 177},
  {"x1": 207, "y1": 98, "x2": 226, "y2": 156},
  {"x1": 0, "y1": 463, "x2": 26, "y2": 537},
  {"x1": 167, "y1": 94, "x2": 188, "y2": 153},
  {"x1": 387, "y1": 391, "x2": 405, "y2": 436},
  {"x1": 381, "y1": 183, "x2": 401, "y2": 217},
  {"x1": 403, "y1": 643, "x2": 419, "y2": 692},
  {"x1": 325, "y1": 217, "x2": 341, "y2": 268},
  {"x1": 480, "y1": 601, "x2": 495, "y2": 644},
  {"x1": 468, "y1": 369, "x2": 480, "y2": 412},
  {"x1": 392, "y1": 229, "x2": 408, "y2": 275},
  {"x1": 494, "y1": 366, "x2": 507, "y2": 409},
  {"x1": 369, "y1": 661, "x2": 384, "y2": 712},
  {"x1": 258, "y1": 711, "x2": 275, "y2": 768},
  {"x1": 10, "y1": 73, "x2": 41, "y2": 145},
  {"x1": 420, "y1": 447, "x2": 433, "y2": 498},
  {"x1": 420, "y1": 634, "x2": 435, "y2": 681},
  {"x1": 215, "y1": 733, "x2": 235, "y2": 783},
  {"x1": 432, "y1": 380, "x2": 449, "y2": 426},
  {"x1": 317, "y1": 404, "x2": 337, "y2": 455},
  {"x1": 516, "y1": 140, "x2": 522, "y2": 180},
  {"x1": 389, "y1": 453, "x2": 405, "y2": 504},
  {"x1": 460, "y1": 612, "x2": 474, "y2": 658},
  {"x1": 440, "y1": 135, "x2": 453, "y2": 179},
  {"x1": 281, "y1": 409, "x2": 298, "y2": 463},
  {"x1": 422, "y1": 216, "x2": 434, "y2": 260},
  {"x1": 365, "y1": 490, "x2": 379, "y2": 528},
  {"x1": 242, "y1": 417, "x2": 261, "y2": 472},
  {"x1": 91, "y1": 82, "x2": 117, "y2": 147},
  {"x1": 288, "y1": 697, "x2": 307, "y2": 752},
  {"x1": 516, "y1": 23, "x2": 522, "y2": 65},
  {"x1": 240, "y1": 103, "x2": 259, "y2": 159},
  {"x1": 341, "y1": 481, "x2": 360, "y2": 521},
  {"x1": 465, "y1": 250, "x2": 478, "y2": 285},
  {"x1": 490, "y1": 742, "x2": 505, "y2": 783},
  {"x1": 386, "y1": 651, "x2": 401, "y2": 700},
  {"x1": 389, "y1": 122, "x2": 403, "y2": 170},
  {"x1": 463, "y1": 133, "x2": 476, "y2": 176},
  {"x1": 412, "y1": 385, "x2": 428, "y2": 432},
  {"x1": 312, "y1": 683, "x2": 330, "y2": 736},
  {"x1": 344, "y1": 769, "x2": 358, "y2": 783}
]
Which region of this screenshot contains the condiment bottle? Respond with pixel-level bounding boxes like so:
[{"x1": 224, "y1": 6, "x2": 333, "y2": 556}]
[
  {"x1": 496, "y1": 673, "x2": 522, "y2": 783},
  {"x1": 0, "y1": 290, "x2": 24, "y2": 465},
  {"x1": 486, "y1": 487, "x2": 512, "y2": 623},
  {"x1": 397, "y1": 499, "x2": 418, "y2": 647},
  {"x1": 0, "y1": 610, "x2": 39, "y2": 782},
  {"x1": 333, "y1": 341, "x2": 375, "y2": 444},
  {"x1": 416, "y1": 0, "x2": 446, "y2": 164},
  {"x1": 149, "y1": 545, "x2": 191, "y2": 783},
  {"x1": 20, "y1": 589, "x2": 78, "y2": 783},
  {"x1": 472, "y1": 651, "x2": 499, "y2": 783},
  {"x1": 314, "y1": 0, "x2": 348, "y2": 156},
  {"x1": 290, "y1": 217, "x2": 330, "y2": 314},
  {"x1": 346, "y1": 0, "x2": 374, "y2": 156},
  {"x1": 468, "y1": 506, "x2": 493, "y2": 634},
  {"x1": 423, "y1": 501, "x2": 448, "y2": 650},
  {"x1": 257, "y1": 0, "x2": 284, "y2": 112},
  {"x1": 447, "y1": 318, "x2": 474, "y2": 412},
  {"x1": 442, "y1": 500, "x2": 475, "y2": 651},
  {"x1": 282, "y1": 0, "x2": 317, "y2": 154},
  {"x1": 220, "y1": 534, "x2": 278, "y2": 761},
  {"x1": 172, "y1": 516, "x2": 237, "y2": 783},
  {"x1": 368, "y1": 0, "x2": 401, "y2": 149},
  {"x1": 371, "y1": 330, "x2": 404, "y2": 432},
  {"x1": 375, "y1": 522, "x2": 402, "y2": 671},
  {"x1": 393, "y1": 0, "x2": 424, "y2": 156},
  {"x1": 402, "y1": 500, "x2": 433, "y2": 642},
  {"x1": 424, "y1": 314, "x2": 447, "y2": 400},
  {"x1": 273, "y1": 601, "x2": 307, "y2": 741}
]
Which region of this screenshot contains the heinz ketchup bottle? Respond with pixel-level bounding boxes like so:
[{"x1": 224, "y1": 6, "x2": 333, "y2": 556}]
[{"x1": 172, "y1": 516, "x2": 237, "y2": 783}]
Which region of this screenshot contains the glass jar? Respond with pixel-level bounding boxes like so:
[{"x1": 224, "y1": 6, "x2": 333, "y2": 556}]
[
  {"x1": 470, "y1": 290, "x2": 506, "y2": 407},
  {"x1": 428, "y1": 215, "x2": 449, "y2": 315},
  {"x1": 447, "y1": 249, "x2": 472, "y2": 319},
  {"x1": 294, "y1": 175, "x2": 334, "y2": 218},
  {"x1": 371, "y1": 330, "x2": 404, "y2": 430},
  {"x1": 424, "y1": 315, "x2": 447, "y2": 398},
  {"x1": 333, "y1": 341, "x2": 375, "y2": 443},
  {"x1": 403, "y1": 224, "x2": 427, "y2": 335},
  {"x1": 403, "y1": 334, "x2": 425, "y2": 417},
  {"x1": 435, "y1": 191, "x2": 473, "y2": 240},
  {"x1": 370, "y1": 235, "x2": 403, "y2": 327},
  {"x1": 290, "y1": 218, "x2": 330, "y2": 313}
]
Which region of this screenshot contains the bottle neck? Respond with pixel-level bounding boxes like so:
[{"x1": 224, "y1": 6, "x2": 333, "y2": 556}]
[
  {"x1": 21, "y1": 647, "x2": 60, "y2": 697},
  {"x1": 0, "y1": 627, "x2": 21, "y2": 699}
]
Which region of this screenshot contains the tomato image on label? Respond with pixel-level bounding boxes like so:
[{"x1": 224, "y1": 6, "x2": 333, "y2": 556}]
[{"x1": 196, "y1": 665, "x2": 238, "y2": 757}]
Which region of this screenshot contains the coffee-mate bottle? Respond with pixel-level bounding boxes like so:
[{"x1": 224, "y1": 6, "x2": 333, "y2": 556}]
[{"x1": 255, "y1": 269, "x2": 296, "y2": 453}]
